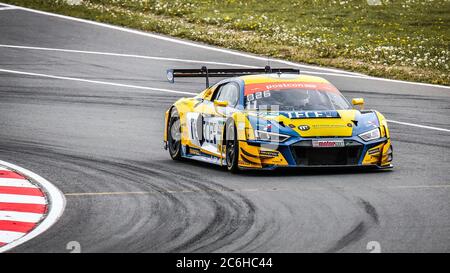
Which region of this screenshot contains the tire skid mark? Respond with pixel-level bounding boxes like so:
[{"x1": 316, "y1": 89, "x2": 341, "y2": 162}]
[
  {"x1": 359, "y1": 198, "x2": 379, "y2": 225},
  {"x1": 1, "y1": 139, "x2": 391, "y2": 253},
  {"x1": 327, "y1": 221, "x2": 367, "y2": 253},
  {"x1": 0, "y1": 140, "x2": 262, "y2": 252},
  {"x1": 327, "y1": 197, "x2": 380, "y2": 252},
  {"x1": 140, "y1": 162, "x2": 258, "y2": 252}
]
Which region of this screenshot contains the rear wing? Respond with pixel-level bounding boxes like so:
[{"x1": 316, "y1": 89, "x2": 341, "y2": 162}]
[{"x1": 166, "y1": 66, "x2": 300, "y2": 88}]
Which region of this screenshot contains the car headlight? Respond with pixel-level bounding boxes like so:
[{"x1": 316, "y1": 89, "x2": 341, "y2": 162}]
[
  {"x1": 254, "y1": 130, "x2": 290, "y2": 142},
  {"x1": 359, "y1": 128, "x2": 381, "y2": 141}
]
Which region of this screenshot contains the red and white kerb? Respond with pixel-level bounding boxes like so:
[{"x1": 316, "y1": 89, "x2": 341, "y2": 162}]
[{"x1": 0, "y1": 166, "x2": 48, "y2": 247}]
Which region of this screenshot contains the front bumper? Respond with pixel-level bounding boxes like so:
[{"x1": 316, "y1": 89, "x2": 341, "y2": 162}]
[{"x1": 238, "y1": 136, "x2": 393, "y2": 170}]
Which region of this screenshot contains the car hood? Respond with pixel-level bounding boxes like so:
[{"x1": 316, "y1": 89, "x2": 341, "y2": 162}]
[{"x1": 246, "y1": 109, "x2": 380, "y2": 137}]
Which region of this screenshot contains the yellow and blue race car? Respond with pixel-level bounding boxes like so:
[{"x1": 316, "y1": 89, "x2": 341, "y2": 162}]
[{"x1": 163, "y1": 66, "x2": 393, "y2": 172}]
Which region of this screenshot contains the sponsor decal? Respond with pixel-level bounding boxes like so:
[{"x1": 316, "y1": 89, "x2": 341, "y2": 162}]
[
  {"x1": 298, "y1": 125, "x2": 310, "y2": 131},
  {"x1": 288, "y1": 124, "x2": 296, "y2": 128},
  {"x1": 247, "y1": 90, "x2": 271, "y2": 102},
  {"x1": 244, "y1": 82, "x2": 338, "y2": 95},
  {"x1": 347, "y1": 123, "x2": 353, "y2": 127},
  {"x1": 312, "y1": 140, "x2": 345, "y2": 148},
  {"x1": 238, "y1": 160, "x2": 254, "y2": 166},
  {"x1": 260, "y1": 150, "x2": 279, "y2": 157},
  {"x1": 189, "y1": 147, "x2": 201, "y2": 155},
  {"x1": 312, "y1": 124, "x2": 346, "y2": 129},
  {"x1": 281, "y1": 111, "x2": 340, "y2": 119},
  {"x1": 187, "y1": 113, "x2": 225, "y2": 149},
  {"x1": 203, "y1": 120, "x2": 219, "y2": 145}
]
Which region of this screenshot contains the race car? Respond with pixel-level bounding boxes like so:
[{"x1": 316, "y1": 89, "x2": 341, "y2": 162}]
[{"x1": 163, "y1": 66, "x2": 393, "y2": 172}]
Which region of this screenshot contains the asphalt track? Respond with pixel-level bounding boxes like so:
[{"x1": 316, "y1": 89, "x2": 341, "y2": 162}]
[{"x1": 0, "y1": 4, "x2": 449, "y2": 252}]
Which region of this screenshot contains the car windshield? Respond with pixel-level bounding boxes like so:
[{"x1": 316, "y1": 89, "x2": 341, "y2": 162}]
[{"x1": 244, "y1": 88, "x2": 351, "y2": 111}]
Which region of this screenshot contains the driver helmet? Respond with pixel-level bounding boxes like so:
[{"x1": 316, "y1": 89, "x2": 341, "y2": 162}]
[{"x1": 295, "y1": 90, "x2": 310, "y2": 106}]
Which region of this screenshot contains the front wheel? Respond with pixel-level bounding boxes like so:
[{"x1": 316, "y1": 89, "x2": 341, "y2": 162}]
[
  {"x1": 168, "y1": 108, "x2": 182, "y2": 160},
  {"x1": 225, "y1": 121, "x2": 239, "y2": 173}
]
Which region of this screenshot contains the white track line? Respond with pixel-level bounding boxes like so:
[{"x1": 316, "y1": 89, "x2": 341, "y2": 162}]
[
  {"x1": 0, "y1": 194, "x2": 46, "y2": 205},
  {"x1": 0, "y1": 68, "x2": 196, "y2": 95},
  {"x1": 4, "y1": 2, "x2": 450, "y2": 89},
  {"x1": 0, "y1": 44, "x2": 367, "y2": 79},
  {"x1": 0, "y1": 211, "x2": 43, "y2": 223},
  {"x1": 0, "y1": 4, "x2": 448, "y2": 89},
  {"x1": 1, "y1": 68, "x2": 449, "y2": 133},
  {"x1": 1, "y1": 2, "x2": 448, "y2": 89},
  {"x1": 0, "y1": 231, "x2": 25, "y2": 244},
  {"x1": 0, "y1": 44, "x2": 259, "y2": 68},
  {"x1": 0, "y1": 44, "x2": 371, "y2": 79},
  {"x1": 0, "y1": 6, "x2": 16, "y2": 11},
  {"x1": 0, "y1": 160, "x2": 66, "y2": 253},
  {"x1": 387, "y1": 120, "x2": 450, "y2": 133},
  {"x1": 0, "y1": 178, "x2": 38, "y2": 188},
  {"x1": 0, "y1": 3, "x2": 397, "y2": 78},
  {"x1": 387, "y1": 185, "x2": 450, "y2": 189}
]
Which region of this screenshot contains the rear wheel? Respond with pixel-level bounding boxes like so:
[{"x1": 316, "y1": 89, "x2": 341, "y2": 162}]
[
  {"x1": 168, "y1": 108, "x2": 182, "y2": 160},
  {"x1": 225, "y1": 121, "x2": 239, "y2": 173}
]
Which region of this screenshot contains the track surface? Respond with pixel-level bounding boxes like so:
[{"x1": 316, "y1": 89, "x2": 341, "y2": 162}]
[{"x1": 0, "y1": 6, "x2": 449, "y2": 252}]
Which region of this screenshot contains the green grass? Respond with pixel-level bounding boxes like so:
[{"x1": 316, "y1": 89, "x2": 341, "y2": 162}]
[{"x1": 3, "y1": 0, "x2": 450, "y2": 85}]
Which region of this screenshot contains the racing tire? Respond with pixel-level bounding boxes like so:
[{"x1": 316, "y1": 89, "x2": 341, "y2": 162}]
[
  {"x1": 225, "y1": 120, "x2": 239, "y2": 173},
  {"x1": 168, "y1": 108, "x2": 182, "y2": 160}
]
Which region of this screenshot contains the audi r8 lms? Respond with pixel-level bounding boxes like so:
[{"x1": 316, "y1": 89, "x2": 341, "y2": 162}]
[{"x1": 163, "y1": 67, "x2": 393, "y2": 172}]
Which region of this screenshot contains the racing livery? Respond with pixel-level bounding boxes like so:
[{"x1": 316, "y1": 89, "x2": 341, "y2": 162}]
[{"x1": 163, "y1": 67, "x2": 393, "y2": 172}]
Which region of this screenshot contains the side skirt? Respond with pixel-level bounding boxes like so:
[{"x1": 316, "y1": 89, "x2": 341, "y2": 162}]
[{"x1": 181, "y1": 145, "x2": 224, "y2": 166}]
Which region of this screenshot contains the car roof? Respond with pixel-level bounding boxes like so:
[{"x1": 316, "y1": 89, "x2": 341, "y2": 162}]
[
  {"x1": 238, "y1": 73, "x2": 331, "y2": 85},
  {"x1": 237, "y1": 73, "x2": 338, "y2": 95}
]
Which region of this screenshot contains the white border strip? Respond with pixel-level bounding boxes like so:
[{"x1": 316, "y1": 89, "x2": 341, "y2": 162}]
[
  {"x1": 3, "y1": 2, "x2": 450, "y2": 89},
  {"x1": 0, "y1": 2, "x2": 390, "y2": 78},
  {"x1": 0, "y1": 44, "x2": 401, "y2": 81},
  {"x1": 387, "y1": 120, "x2": 450, "y2": 133},
  {"x1": 0, "y1": 2, "x2": 450, "y2": 90},
  {"x1": 0, "y1": 194, "x2": 46, "y2": 205},
  {"x1": 0, "y1": 2, "x2": 448, "y2": 90},
  {"x1": 0, "y1": 6, "x2": 16, "y2": 11},
  {"x1": 1, "y1": 68, "x2": 449, "y2": 133},
  {"x1": 0, "y1": 44, "x2": 258, "y2": 68},
  {"x1": 0, "y1": 68, "x2": 196, "y2": 95},
  {"x1": 0, "y1": 231, "x2": 25, "y2": 244},
  {"x1": 0, "y1": 160, "x2": 66, "y2": 253},
  {"x1": 0, "y1": 211, "x2": 44, "y2": 223},
  {"x1": 0, "y1": 178, "x2": 38, "y2": 188}
]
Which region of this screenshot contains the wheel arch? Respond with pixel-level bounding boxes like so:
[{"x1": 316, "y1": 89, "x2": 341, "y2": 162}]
[
  {"x1": 165, "y1": 105, "x2": 183, "y2": 142},
  {"x1": 222, "y1": 117, "x2": 238, "y2": 146},
  {"x1": 164, "y1": 105, "x2": 176, "y2": 142}
]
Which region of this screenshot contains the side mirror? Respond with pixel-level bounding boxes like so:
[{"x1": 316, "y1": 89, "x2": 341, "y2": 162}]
[
  {"x1": 352, "y1": 98, "x2": 365, "y2": 110},
  {"x1": 214, "y1": 100, "x2": 228, "y2": 107}
]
